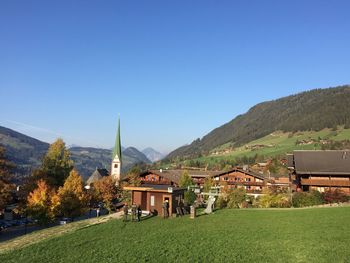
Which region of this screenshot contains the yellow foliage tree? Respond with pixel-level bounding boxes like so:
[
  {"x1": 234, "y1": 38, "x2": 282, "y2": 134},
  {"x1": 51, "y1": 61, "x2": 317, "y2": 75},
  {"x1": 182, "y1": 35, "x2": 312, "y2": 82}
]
[
  {"x1": 27, "y1": 180, "x2": 56, "y2": 225},
  {"x1": 57, "y1": 170, "x2": 86, "y2": 219}
]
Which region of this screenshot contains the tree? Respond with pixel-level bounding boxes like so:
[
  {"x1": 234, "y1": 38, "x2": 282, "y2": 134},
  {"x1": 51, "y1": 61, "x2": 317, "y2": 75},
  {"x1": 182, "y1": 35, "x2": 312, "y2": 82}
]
[
  {"x1": 184, "y1": 190, "x2": 196, "y2": 205},
  {"x1": 179, "y1": 171, "x2": 193, "y2": 188},
  {"x1": 40, "y1": 139, "x2": 74, "y2": 188},
  {"x1": 127, "y1": 165, "x2": 141, "y2": 186},
  {"x1": 203, "y1": 177, "x2": 214, "y2": 193},
  {"x1": 56, "y1": 170, "x2": 86, "y2": 219},
  {"x1": 94, "y1": 176, "x2": 119, "y2": 213},
  {"x1": 27, "y1": 180, "x2": 56, "y2": 225},
  {"x1": 0, "y1": 147, "x2": 15, "y2": 210}
]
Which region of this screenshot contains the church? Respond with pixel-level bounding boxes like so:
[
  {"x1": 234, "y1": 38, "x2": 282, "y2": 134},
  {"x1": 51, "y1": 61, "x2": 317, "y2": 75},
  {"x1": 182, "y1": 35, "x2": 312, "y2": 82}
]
[
  {"x1": 85, "y1": 118, "x2": 122, "y2": 186},
  {"x1": 111, "y1": 118, "x2": 122, "y2": 184}
]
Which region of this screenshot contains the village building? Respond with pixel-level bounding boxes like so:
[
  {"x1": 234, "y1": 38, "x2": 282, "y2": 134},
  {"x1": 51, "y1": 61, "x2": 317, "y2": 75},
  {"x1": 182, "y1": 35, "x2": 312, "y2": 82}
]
[
  {"x1": 123, "y1": 185, "x2": 186, "y2": 216},
  {"x1": 139, "y1": 169, "x2": 221, "y2": 187},
  {"x1": 211, "y1": 168, "x2": 267, "y2": 195},
  {"x1": 137, "y1": 167, "x2": 290, "y2": 194},
  {"x1": 288, "y1": 150, "x2": 350, "y2": 194},
  {"x1": 86, "y1": 168, "x2": 110, "y2": 186}
]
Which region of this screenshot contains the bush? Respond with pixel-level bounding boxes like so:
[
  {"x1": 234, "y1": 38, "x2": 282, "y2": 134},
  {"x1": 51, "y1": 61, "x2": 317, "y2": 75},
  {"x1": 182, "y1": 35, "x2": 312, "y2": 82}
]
[
  {"x1": 322, "y1": 189, "x2": 349, "y2": 204},
  {"x1": 215, "y1": 196, "x2": 227, "y2": 209},
  {"x1": 292, "y1": 190, "x2": 324, "y2": 207},
  {"x1": 259, "y1": 189, "x2": 291, "y2": 208},
  {"x1": 227, "y1": 188, "x2": 246, "y2": 209}
]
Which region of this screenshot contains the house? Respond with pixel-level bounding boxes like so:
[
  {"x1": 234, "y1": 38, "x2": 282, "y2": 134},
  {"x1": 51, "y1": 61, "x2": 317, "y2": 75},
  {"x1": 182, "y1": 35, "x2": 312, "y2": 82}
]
[
  {"x1": 288, "y1": 150, "x2": 350, "y2": 194},
  {"x1": 123, "y1": 184, "x2": 186, "y2": 216},
  {"x1": 86, "y1": 168, "x2": 110, "y2": 185},
  {"x1": 139, "y1": 169, "x2": 222, "y2": 187},
  {"x1": 211, "y1": 168, "x2": 267, "y2": 195}
]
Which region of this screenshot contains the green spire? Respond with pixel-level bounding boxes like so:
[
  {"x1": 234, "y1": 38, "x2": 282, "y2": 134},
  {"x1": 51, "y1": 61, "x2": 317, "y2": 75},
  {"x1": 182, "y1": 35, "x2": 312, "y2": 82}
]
[{"x1": 112, "y1": 117, "x2": 122, "y2": 162}]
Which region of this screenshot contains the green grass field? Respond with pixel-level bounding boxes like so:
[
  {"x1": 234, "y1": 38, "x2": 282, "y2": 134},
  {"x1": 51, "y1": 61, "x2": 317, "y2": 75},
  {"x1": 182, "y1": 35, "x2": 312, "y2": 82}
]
[{"x1": 1, "y1": 207, "x2": 350, "y2": 263}]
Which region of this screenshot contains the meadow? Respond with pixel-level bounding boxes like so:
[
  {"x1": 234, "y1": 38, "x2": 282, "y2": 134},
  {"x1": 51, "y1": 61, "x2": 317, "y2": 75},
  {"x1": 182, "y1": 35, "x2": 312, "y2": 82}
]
[{"x1": 1, "y1": 207, "x2": 349, "y2": 263}]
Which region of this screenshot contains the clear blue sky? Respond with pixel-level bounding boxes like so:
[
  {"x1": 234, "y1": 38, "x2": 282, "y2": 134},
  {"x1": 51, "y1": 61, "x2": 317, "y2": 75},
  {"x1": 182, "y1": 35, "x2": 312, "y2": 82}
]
[{"x1": 0, "y1": 1, "x2": 349, "y2": 153}]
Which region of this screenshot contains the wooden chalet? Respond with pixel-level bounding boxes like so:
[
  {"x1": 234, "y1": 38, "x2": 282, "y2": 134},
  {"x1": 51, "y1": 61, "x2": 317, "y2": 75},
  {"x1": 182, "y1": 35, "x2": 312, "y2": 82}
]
[
  {"x1": 123, "y1": 185, "x2": 186, "y2": 216},
  {"x1": 288, "y1": 150, "x2": 350, "y2": 194},
  {"x1": 138, "y1": 168, "x2": 290, "y2": 194},
  {"x1": 211, "y1": 168, "x2": 267, "y2": 194},
  {"x1": 139, "y1": 169, "x2": 222, "y2": 187}
]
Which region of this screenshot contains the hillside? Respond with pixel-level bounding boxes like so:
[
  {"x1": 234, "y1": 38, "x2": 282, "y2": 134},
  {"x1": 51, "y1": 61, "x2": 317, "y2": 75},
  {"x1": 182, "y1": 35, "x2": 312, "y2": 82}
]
[
  {"x1": 167, "y1": 85, "x2": 350, "y2": 160},
  {"x1": 0, "y1": 126, "x2": 151, "y2": 181},
  {"x1": 1, "y1": 207, "x2": 349, "y2": 262},
  {"x1": 158, "y1": 128, "x2": 350, "y2": 172}
]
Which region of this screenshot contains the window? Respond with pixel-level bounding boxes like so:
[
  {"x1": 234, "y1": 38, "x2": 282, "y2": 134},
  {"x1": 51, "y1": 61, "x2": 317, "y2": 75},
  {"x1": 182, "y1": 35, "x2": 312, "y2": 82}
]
[
  {"x1": 224, "y1": 177, "x2": 228, "y2": 181},
  {"x1": 245, "y1": 178, "x2": 251, "y2": 182},
  {"x1": 151, "y1": 195, "x2": 155, "y2": 206},
  {"x1": 114, "y1": 164, "x2": 118, "y2": 168}
]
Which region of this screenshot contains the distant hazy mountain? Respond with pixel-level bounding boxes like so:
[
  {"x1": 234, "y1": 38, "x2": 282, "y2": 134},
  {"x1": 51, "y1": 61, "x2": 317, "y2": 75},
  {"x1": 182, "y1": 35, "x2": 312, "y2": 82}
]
[
  {"x1": 123, "y1": 147, "x2": 151, "y2": 164},
  {"x1": 142, "y1": 147, "x2": 165, "y2": 162},
  {"x1": 0, "y1": 126, "x2": 150, "y2": 181}
]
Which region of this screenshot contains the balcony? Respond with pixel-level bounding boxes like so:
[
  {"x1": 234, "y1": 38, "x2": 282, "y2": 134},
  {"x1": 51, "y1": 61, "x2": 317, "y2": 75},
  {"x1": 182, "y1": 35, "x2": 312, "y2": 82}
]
[
  {"x1": 223, "y1": 181, "x2": 264, "y2": 186},
  {"x1": 301, "y1": 179, "x2": 350, "y2": 187}
]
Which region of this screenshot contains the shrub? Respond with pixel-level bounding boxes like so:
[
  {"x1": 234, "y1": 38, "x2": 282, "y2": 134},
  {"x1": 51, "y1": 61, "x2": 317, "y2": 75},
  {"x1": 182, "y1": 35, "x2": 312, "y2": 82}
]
[
  {"x1": 259, "y1": 189, "x2": 291, "y2": 208},
  {"x1": 215, "y1": 196, "x2": 227, "y2": 209},
  {"x1": 292, "y1": 190, "x2": 324, "y2": 207},
  {"x1": 227, "y1": 188, "x2": 246, "y2": 209},
  {"x1": 322, "y1": 189, "x2": 349, "y2": 204}
]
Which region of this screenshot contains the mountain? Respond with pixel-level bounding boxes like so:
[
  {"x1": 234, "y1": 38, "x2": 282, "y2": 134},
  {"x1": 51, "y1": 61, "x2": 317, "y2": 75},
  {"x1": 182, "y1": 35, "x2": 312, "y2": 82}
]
[
  {"x1": 142, "y1": 147, "x2": 165, "y2": 162},
  {"x1": 0, "y1": 126, "x2": 49, "y2": 177},
  {"x1": 123, "y1": 147, "x2": 151, "y2": 164},
  {"x1": 167, "y1": 85, "x2": 350, "y2": 160},
  {"x1": 0, "y1": 126, "x2": 151, "y2": 181}
]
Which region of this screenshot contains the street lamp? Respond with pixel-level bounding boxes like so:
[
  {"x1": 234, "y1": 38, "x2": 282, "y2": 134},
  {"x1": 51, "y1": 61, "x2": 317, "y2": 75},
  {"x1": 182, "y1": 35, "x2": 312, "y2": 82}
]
[{"x1": 84, "y1": 185, "x2": 92, "y2": 218}]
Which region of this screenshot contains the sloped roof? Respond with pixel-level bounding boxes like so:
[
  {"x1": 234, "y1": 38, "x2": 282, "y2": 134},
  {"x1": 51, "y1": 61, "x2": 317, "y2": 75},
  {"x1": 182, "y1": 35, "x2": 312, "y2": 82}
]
[
  {"x1": 141, "y1": 170, "x2": 223, "y2": 184},
  {"x1": 293, "y1": 150, "x2": 350, "y2": 175},
  {"x1": 86, "y1": 168, "x2": 110, "y2": 185},
  {"x1": 214, "y1": 168, "x2": 266, "y2": 181}
]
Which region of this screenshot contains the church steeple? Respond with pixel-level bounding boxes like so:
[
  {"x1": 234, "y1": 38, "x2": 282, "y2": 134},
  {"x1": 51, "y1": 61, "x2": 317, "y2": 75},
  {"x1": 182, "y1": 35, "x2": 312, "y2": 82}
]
[{"x1": 111, "y1": 117, "x2": 122, "y2": 183}]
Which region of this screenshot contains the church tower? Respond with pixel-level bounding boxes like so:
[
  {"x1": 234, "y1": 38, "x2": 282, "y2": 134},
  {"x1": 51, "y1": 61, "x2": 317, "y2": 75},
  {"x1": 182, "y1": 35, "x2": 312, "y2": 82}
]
[{"x1": 111, "y1": 117, "x2": 122, "y2": 184}]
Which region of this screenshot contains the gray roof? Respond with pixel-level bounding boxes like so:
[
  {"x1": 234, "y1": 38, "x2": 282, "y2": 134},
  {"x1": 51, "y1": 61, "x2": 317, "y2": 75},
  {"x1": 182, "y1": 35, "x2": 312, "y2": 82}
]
[
  {"x1": 86, "y1": 168, "x2": 110, "y2": 185},
  {"x1": 292, "y1": 150, "x2": 350, "y2": 175}
]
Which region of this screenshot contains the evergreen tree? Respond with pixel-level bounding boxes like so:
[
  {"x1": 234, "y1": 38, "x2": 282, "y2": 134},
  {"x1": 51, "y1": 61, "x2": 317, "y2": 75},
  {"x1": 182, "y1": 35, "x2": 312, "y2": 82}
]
[{"x1": 179, "y1": 171, "x2": 193, "y2": 188}]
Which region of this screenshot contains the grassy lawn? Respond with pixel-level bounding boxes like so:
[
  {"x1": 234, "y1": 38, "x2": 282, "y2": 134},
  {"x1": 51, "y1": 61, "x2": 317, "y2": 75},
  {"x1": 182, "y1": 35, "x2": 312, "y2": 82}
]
[{"x1": 1, "y1": 207, "x2": 350, "y2": 263}]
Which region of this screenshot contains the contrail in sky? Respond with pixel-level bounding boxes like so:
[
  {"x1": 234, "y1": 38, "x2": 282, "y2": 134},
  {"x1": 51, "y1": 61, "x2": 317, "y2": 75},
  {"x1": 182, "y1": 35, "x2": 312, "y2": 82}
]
[{"x1": 2, "y1": 119, "x2": 107, "y2": 148}]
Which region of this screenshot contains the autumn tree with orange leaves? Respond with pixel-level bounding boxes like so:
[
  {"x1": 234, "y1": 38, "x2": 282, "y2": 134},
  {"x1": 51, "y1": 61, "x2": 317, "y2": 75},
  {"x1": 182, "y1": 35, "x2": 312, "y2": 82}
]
[
  {"x1": 94, "y1": 176, "x2": 119, "y2": 213},
  {"x1": 27, "y1": 180, "x2": 56, "y2": 225}
]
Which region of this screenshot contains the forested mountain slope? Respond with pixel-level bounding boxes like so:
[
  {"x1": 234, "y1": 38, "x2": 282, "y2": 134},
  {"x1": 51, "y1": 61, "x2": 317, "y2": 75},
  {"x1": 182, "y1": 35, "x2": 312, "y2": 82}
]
[{"x1": 167, "y1": 85, "x2": 350, "y2": 159}]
